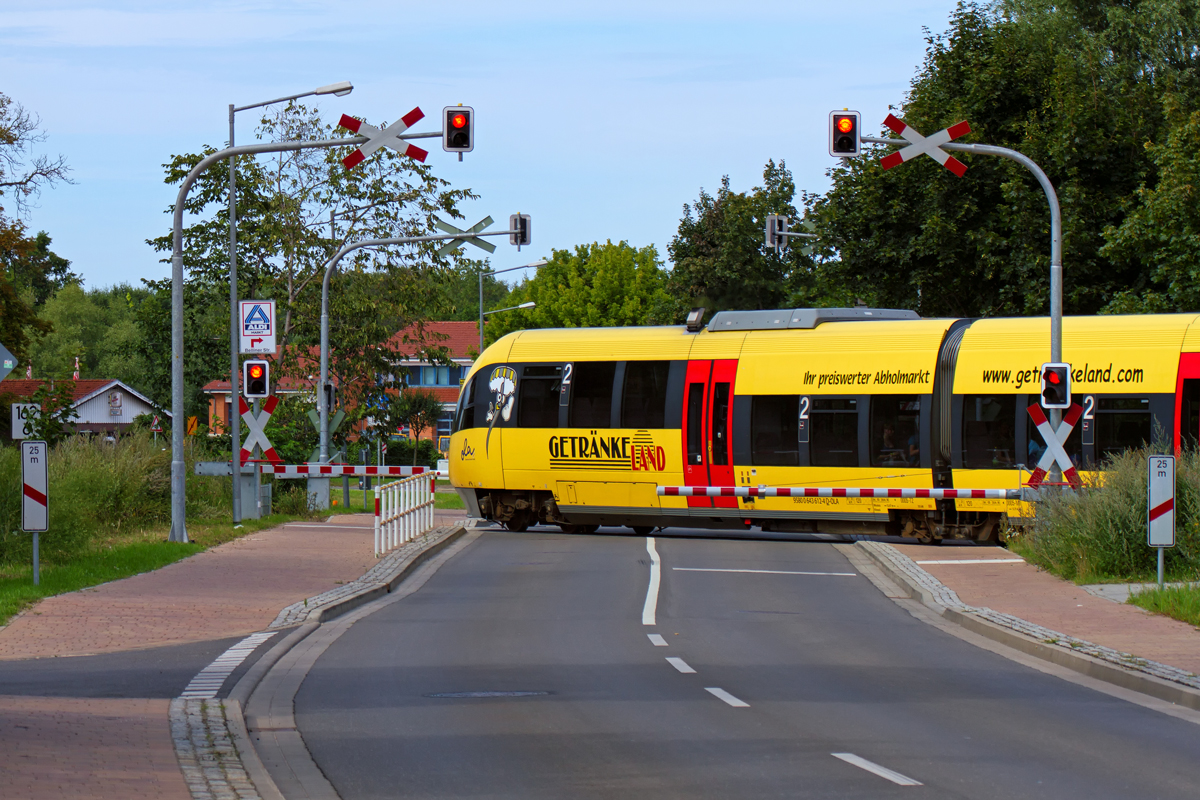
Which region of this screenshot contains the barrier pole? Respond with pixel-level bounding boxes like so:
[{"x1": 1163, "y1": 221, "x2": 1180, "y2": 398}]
[{"x1": 373, "y1": 496, "x2": 381, "y2": 557}]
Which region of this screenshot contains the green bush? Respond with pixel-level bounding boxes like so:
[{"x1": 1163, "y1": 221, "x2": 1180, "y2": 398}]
[
  {"x1": 383, "y1": 438, "x2": 442, "y2": 468},
  {"x1": 1013, "y1": 446, "x2": 1200, "y2": 583},
  {"x1": 0, "y1": 433, "x2": 236, "y2": 566}
]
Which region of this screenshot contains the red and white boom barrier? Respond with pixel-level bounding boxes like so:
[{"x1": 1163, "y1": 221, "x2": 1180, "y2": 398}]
[
  {"x1": 263, "y1": 464, "x2": 429, "y2": 478},
  {"x1": 374, "y1": 474, "x2": 437, "y2": 556},
  {"x1": 657, "y1": 486, "x2": 1020, "y2": 500}
]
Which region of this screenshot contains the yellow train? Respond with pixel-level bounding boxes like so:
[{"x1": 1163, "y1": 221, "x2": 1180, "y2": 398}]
[{"x1": 449, "y1": 308, "x2": 1200, "y2": 543}]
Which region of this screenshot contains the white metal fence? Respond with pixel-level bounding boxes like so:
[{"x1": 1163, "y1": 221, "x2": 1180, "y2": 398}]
[{"x1": 374, "y1": 474, "x2": 436, "y2": 556}]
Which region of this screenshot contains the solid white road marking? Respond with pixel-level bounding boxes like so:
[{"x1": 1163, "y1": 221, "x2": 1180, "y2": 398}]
[
  {"x1": 673, "y1": 567, "x2": 856, "y2": 576},
  {"x1": 180, "y1": 631, "x2": 276, "y2": 699},
  {"x1": 643, "y1": 537, "x2": 661, "y2": 625},
  {"x1": 915, "y1": 559, "x2": 1024, "y2": 565},
  {"x1": 647, "y1": 633, "x2": 668, "y2": 646},
  {"x1": 705, "y1": 687, "x2": 749, "y2": 707},
  {"x1": 831, "y1": 753, "x2": 923, "y2": 786},
  {"x1": 666, "y1": 657, "x2": 696, "y2": 673}
]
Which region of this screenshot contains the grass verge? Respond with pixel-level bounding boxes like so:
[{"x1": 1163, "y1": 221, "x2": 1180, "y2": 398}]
[
  {"x1": 334, "y1": 487, "x2": 465, "y2": 511},
  {"x1": 0, "y1": 511, "x2": 310, "y2": 626},
  {"x1": 1128, "y1": 584, "x2": 1200, "y2": 628}
]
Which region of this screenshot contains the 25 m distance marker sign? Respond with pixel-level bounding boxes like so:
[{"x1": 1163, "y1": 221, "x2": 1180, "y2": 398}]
[{"x1": 22, "y1": 440, "x2": 48, "y2": 532}]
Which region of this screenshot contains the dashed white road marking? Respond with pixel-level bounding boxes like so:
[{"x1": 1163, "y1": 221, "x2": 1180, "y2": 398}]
[
  {"x1": 915, "y1": 558, "x2": 1024, "y2": 565},
  {"x1": 705, "y1": 687, "x2": 749, "y2": 707},
  {"x1": 642, "y1": 537, "x2": 661, "y2": 625},
  {"x1": 673, "y1": 567, "x2": 856, "y2": 577},
  {"x1": 180, "y1": 631, "x2": 276, "y2": 699},
  {"x1": 647, "y1": 633, "x2": 668, "y2": 646},
  {"x1": 666, "y1": 657, "x2": 696, "y2": 673},
  {"x1": 832, "y1": 753, "x2": 922, "y2": 786}
]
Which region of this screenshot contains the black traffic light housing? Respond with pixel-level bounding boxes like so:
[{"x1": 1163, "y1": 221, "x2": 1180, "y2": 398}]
[
  {"x1": 510, "y1": 213, "x2": 531, "y2": 248},
  {"x1": 829, "y1": 110, "x2": 861, "y2": 157},
  {"x1": 442, "y1": 106, "x2": 474, "y2": 153},
  {"x1": 243, "y1": 359, "x2": 270, "y2": 399},
  {"x1": 765, "y1": 214, "x2": 789, "y2": 250},
  {"x1": 1040, "y1": 362, "x2": 1071, "y2": 409}
]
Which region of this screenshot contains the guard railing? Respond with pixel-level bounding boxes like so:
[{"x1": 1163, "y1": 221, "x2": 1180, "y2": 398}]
[{"x1": 374, "y1": 474, "x2": 436, "y2": 556}]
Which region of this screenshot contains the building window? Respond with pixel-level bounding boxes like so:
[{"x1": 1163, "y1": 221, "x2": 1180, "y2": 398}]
[{"x1": 437, "y1": 409, "x2": 454, "y2": 436}]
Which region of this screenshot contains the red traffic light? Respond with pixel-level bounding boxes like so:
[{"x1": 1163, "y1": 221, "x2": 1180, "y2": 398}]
[
  {"x1": 451, "y1": 113, "x2": 467, "y2": 128},
  {"x1": 1046, "y1": 370, "x2": 1060, "y2": 384},
  {"x1": 249, "y1": 364, "x2": 263, "y2": 379},
  {"x1": 836, "y1": 116, "x2": 854, "y2": 134}
]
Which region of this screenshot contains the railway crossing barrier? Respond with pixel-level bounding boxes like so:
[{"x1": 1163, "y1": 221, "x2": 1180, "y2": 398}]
[
  {"x1": 374, "y1": 474, "x2": 436, "y2": 556},
  {"x1": 657, "y1": 486, "x2": 1020, "y2": 499}
]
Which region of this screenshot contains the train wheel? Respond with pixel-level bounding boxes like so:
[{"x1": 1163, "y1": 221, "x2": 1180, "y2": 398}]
[
  {"x1": 559, "y1": 524, "x2": 584, "y2": 534},
  {"x1": 505, "y1": 512, "x2": 531, "y2": 532},
  {"x1": 584, "y1": 525, "x2": 600, "y2": 534},
  {"x1": 917, "y1": 533, "x2": 943, "y2": 546},
  {"x1": 631, "y1": 526, "x2": 654, "y2": 536}
]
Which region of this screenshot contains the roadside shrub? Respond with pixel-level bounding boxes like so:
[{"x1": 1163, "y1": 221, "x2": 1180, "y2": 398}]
[
  {"x1": 0, "y1": 433, "x2": 234, "y2": 566},
  {"x1": 1014, "y1": 446, "x2": 1200, "y2": 582}
]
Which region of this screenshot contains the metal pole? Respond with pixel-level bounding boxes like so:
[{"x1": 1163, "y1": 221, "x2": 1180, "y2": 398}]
[
  {"x1": 229, "y1": 104, "x2": 241, "y2": 525},
  {"x1": 170, "y1": 135, "x2": 378, "y2": 543},
  {"x1": 479, "y1": 269, "x2": 484, "y2": 355},
  {"x1": 32, "y1": 531, "x2": 39, "y2": 586},
  {"x1": 1158, "y1": 548, "x2": 1165, "y2": 589}
]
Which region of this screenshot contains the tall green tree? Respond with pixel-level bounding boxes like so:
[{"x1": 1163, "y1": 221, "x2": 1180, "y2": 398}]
[
  {"x1": 1, "y1": 230, "x2": 78, "y2": 307},
  {"x1": 807, "y1": 0, "x2": 1200, "y2": 317},
  {"x1": 384, "y1": 389, "x2": 444, "y2": 465},
  {"x1": 483, "y1": 241, "x2": 684, "y2": 345}
]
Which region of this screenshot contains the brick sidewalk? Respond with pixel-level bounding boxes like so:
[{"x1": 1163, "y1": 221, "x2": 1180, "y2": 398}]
[
  {"x1": 895, "y1": 543, "x2": 1200, "y2": 674},
  {"x1": 0, "y1": 509, "x2": 463, "y2": 800}
]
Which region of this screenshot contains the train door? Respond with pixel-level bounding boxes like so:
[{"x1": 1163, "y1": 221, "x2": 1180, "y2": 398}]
[
  {"x1": 1175, "y1": 353, "x2": 1200, "y2": 453},
  {"x1": 681, "y1": 359, "x2": 738, "y2": 509}
]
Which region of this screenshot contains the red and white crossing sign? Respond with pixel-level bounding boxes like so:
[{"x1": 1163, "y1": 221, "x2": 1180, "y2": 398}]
[
  {"x1": 1026, "y1": 403, "x2": 1083, "y2": 489},
  {"x1": 338, "y1": 108, "x2": 428, "y2": 169},
  {"x1": 1148, "y1": 455, "x2": 1175, "y2": 547},
  {"x1": 239, "y1": 396, "x2": 282, "y2": 465},
  {"x1": 150, "y1": 415, "x2": 163, "y2": 433},
  {"x1": 21, "y1": 440, "x2": 48, "y2": 532},
  {"x1": 879, "y1": 114, "x2": 972, "y2": 177}
]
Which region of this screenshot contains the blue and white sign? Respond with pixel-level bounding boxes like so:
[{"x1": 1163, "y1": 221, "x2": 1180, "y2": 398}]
[{"x1": 239, "y1": 300, "x2": 276, "y2": 355}]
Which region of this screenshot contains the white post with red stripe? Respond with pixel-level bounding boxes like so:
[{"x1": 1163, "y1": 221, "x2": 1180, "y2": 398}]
[
  {"x1": 21, "y1": 440, "x2": 48, "y2": 586},
  {"x1": 1149, "y1": 454, "x2": 1175, "y2": 587}
]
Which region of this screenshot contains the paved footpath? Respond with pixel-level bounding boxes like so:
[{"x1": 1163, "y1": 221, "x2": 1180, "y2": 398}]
[
  {"x1": 894, "y1": 541, "x2": 1200, "y2": 674},
  {"x1": 0, "y1": 510, "x2": 462, "y2": 800}
]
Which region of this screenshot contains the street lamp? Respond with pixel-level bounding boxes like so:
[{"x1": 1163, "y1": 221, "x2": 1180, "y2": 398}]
[
  {"x1": 479, "y1": 261, "x2": 547, "y2": 354},
  {"x1": 227, "y1": 80, "x2": 352, "y2": 523}
]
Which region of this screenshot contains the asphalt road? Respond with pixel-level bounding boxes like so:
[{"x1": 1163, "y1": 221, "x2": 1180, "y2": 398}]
[{"x1": 294, "y1": 528, "x2": 1200, "y2": 799}]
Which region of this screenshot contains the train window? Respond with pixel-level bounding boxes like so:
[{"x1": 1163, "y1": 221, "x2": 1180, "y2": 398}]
[
  {"x1": 686, "y1": 383, "x2": 704, "y2": 465},
  {"x1": 569, "y1": 361, "x2": 616, "y2": 428},
  {"x1": 751, "y1": 395, "x2": 799, "y2": 466},
  {"x1": 517, "y1": 366, "x2": 562, "y2": 428},
  {"x1": 810, "y1": 398, "x2": 858, "y2": 467},
  {"x1": 1182, "y1": 381, "x2": 1200, "y2": 451},
  {"x1": 622, "y1": 361, "x2": 671, "y2": 428},
  {"x1": 711, "y1": 383, "x2": 731, "y2": 465},
  {"x1": 452, "y1": 375, "x2": 477, "y2": 432},
  {"x1": 961, "y1": 395, "x2": 1016, "y2": 469},
  {"x1": 870, "y1": 396, "x2": 921, "y2": 467},
  {"x1": 1095, "y1": 397, "x2": 1153, "y2": 461}
]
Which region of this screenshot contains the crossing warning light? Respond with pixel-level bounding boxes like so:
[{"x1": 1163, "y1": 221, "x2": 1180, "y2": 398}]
[
  {"x1": 443, "y1": 106, "x2": 474, "y2": 153},
  {"x1": 244, "y1": 359, "x2": 270, "y2": 399},
  {"x1": 829, "y1": 110, "x2": 861, "y2": 157},
  {"x1": 1041, "y1": 362, "x2": 1071, "y2": 409},
  {"x1": 765, "y1": 214, "x2": 789, "y2": 250}
]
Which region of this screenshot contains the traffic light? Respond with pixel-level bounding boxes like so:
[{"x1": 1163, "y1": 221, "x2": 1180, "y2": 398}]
[
  {"x1": 1040, "y1": 362, "x2": 1071, "y2": 409},
  {"x1": 510, "y1": 213, "x2": 531, "y2": 247},
  {"x1": 243, "y1": 359, "x2": 270, "y2": 399},
  {"x1": 765, "y1": 214, "x2": 789, "y2": 250},
  {"x1": 829, "y1": 110, "x2": 861, "y2": 157},
  {"x1": 442, "y1": 106, "x2": 474, "y2": 153},
  {"x1": 323, "y1": 383, "x2": 336, "y2": 412}
]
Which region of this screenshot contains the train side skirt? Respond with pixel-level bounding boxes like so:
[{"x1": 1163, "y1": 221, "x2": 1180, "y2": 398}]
[{"x1": 658, "y1": 486, "x2": 1020, "y2": 500}]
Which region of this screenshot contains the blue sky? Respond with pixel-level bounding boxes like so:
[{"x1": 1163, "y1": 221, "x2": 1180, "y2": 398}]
[{"x1": 2, "y1": 0, "x2": 962, "y2": 290}]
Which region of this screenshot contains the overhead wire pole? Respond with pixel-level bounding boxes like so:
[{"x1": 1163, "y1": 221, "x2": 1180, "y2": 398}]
[
  {"x1": 317, "y1": 228, "x2": 525, "y2": 474},
  {"x1": 863, "y1": 133, "x2": 1065, "y2": 479},
  {"x1": 478, "y1": 261, "x2": 547, "y2": 354}
]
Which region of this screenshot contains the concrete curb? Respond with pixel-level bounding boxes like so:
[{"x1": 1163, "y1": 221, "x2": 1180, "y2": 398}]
[
  {"x1": 855, "y1": 541, "x2": 1200, "y2": 712},
  {"x1": 176, "y1": 524, "x2": 468, "y2": 800}
]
